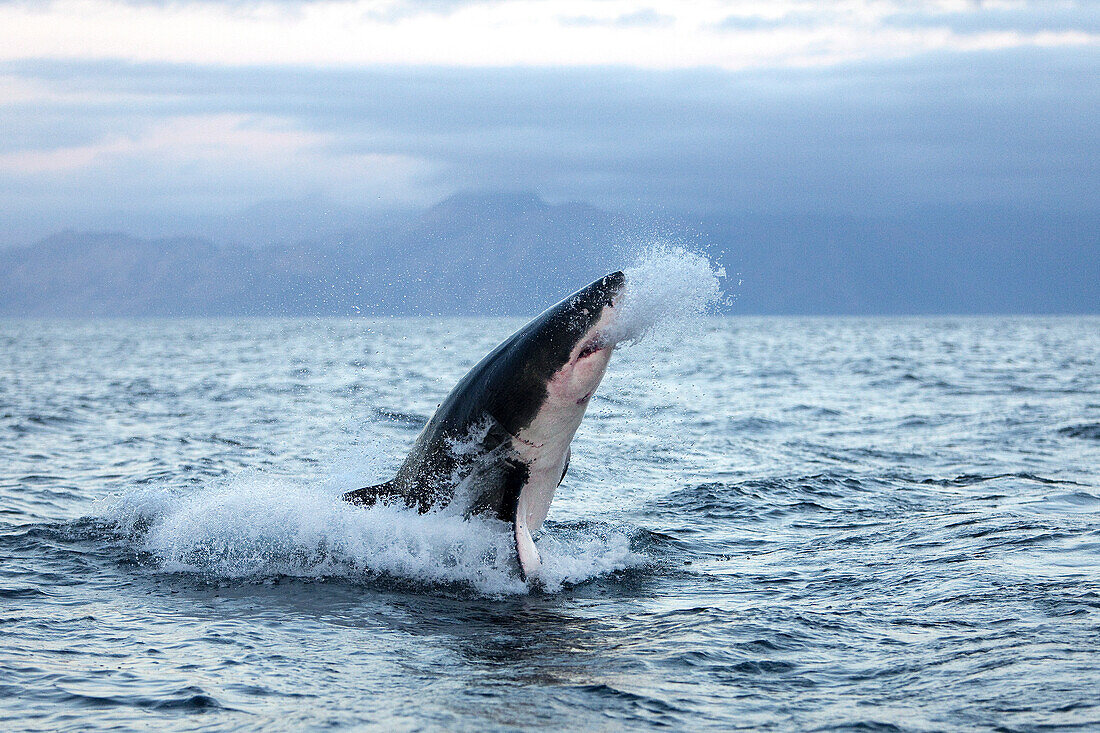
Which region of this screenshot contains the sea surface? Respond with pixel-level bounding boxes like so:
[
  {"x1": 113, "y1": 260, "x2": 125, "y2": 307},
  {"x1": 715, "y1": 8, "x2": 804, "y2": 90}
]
[{"x1": 1, "y1": 315, "x2": 1099, "y2": 731}]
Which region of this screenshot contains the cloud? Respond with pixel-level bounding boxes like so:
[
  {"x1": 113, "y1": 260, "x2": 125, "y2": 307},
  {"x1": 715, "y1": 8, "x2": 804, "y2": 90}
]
[
  {"x1": 560, "y1": 8, "x2": 675, "y2": 28},
  {"x1": 0, "y1": 107, "x2": 438, "y2": 235},
  {"x1": 713, "y1": 13, "x2": 808, "y2": 32},
  {"x1": 0, "y1": 2, "x2": 1095, "y2": 242},
  {"x1": 0, "y1": 0, "x2": 1094, "y2": 69},
  {"x1": 0, "y1": 42, "x2": 1095, "y2": 244},
  {"x1": 0, "y1": 114, "x2": 327, "y2": 172},
  {"x1": 884, "y1": 3, "x2": 1100, "y2": 35}
]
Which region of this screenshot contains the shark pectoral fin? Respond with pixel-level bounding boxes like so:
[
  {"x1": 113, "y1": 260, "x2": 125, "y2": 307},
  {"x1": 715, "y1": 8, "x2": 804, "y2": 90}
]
[
  {"x1": 343, "y1": 480, "x2": 400, "y2": 507},
  {"x1": 478, "y1": 411, "x2": 516, "y2": 453},
  {"x1": 514, "y1": 515, "x2": 542, "y2": 582}
]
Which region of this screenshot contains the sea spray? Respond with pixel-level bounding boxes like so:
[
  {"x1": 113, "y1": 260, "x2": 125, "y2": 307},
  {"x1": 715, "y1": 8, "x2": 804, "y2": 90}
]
[{"x1": 607, "y1": 244, "x2": 724, "y2": 346}]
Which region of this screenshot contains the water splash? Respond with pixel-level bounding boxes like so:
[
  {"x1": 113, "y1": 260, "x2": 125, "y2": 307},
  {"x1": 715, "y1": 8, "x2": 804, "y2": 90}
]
[
  {"x1": 606, "y1": 244, "x2": 724, "y2": 346},
  {"x1": 102, "y1": 474, "x2": 642, "y2": 596},
  {"x1": 98, "y1": 251, "x2": 721, "y2": 595}
]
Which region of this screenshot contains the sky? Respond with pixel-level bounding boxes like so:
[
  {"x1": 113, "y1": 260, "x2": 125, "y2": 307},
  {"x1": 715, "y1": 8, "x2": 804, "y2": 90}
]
[{"x1": 1, "y1": 0, "x2": 1097, "y2": 244}]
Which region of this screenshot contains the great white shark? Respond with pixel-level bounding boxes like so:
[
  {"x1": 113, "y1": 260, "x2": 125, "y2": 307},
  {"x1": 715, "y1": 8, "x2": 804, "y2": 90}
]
[{"x1": 344, "y1": 271, "x2": 626, "y2": 581}]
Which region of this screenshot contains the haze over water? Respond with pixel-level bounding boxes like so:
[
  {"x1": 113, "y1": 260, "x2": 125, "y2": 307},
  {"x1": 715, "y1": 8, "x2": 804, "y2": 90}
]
[{"x1": 2, "y1": 248, "x2": 1098, "y2": 729}]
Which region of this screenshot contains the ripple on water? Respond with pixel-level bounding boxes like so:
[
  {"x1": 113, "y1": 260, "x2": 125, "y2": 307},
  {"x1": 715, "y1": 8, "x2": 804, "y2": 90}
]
[
  {"x1": 1058, "y1": 423, "x2": 1100, "y2": 440},
  {"x1": 1, "y1": 315, "x2": 1099, "y2": 731}
]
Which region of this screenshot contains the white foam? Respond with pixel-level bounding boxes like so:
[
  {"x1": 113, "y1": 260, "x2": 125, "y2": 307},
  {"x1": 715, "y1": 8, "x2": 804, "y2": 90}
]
[
  {"x1": 102, "y1": 473, "x2": 642, "y2": 596},
  {"x1": 606, "y1": 243, "x2": 724, "y2": 346}
]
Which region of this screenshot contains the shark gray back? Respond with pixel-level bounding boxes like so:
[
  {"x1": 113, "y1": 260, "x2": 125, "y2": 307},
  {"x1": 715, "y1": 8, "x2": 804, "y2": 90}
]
[{"x1": 344, "y1": 271, "x2": 626, "y2": 580}]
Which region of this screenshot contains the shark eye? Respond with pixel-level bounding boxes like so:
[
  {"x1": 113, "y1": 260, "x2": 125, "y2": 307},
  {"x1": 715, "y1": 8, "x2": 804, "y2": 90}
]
[{"x1": 577, "y1": 339, "x2": 603, "y2": 360}]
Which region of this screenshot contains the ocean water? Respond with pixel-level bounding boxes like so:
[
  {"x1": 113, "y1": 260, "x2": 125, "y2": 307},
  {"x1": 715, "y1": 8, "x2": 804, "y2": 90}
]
[{"x1": 2, "y1": 313, "x2": 1099, "y2": 731}]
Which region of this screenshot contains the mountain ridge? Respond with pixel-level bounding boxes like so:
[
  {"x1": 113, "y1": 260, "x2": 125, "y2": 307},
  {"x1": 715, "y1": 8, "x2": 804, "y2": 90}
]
[
  {"x1": 1, "y1": 193, "x2": 1096, "y2": 316},
  {"x1": 0, "y1": 192, "x2": 625, "y2": 317}
]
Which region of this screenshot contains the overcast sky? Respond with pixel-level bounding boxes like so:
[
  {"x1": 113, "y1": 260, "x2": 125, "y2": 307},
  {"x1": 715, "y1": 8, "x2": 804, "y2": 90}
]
[{"x1": 1, "y1": 0, "x2": 1097, "y2": 243}]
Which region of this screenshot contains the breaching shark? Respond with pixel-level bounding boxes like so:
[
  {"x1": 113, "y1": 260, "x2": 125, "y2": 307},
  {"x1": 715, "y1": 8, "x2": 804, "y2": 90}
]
[{"x1": 344, "y1": 271, "x2": 626, "y2": 581}]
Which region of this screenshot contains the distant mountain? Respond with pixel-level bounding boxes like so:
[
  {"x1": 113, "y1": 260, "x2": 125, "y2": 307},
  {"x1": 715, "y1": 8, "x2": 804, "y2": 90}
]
[
  {"x1": 192, "y1": 194, "x2": 374, "y2": 248},
  {"x1": 1, "y1": 193, "x2": 1096, "y2": 316},
  {"x1": 0, "y1": 193, "x2": 626, "y2": 317}
]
